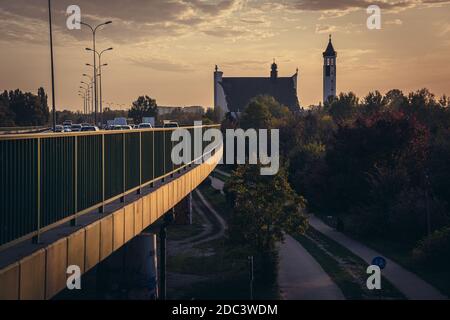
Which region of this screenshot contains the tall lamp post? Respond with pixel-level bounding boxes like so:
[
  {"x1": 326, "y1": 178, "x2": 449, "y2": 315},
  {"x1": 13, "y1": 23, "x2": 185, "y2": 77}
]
[
  {"x1": 86, "y1": 47, "x2": 113, "y2": 127},
  {"x1": 80, "y1": 21, "x2": 112, "y2": 125},
  {"x1": 81, "y1": 79, "x2": 93, "y2": 122},
  {"x1": 48, "y1": 0, "x2": 56, "y2": 131},
  {"x1": 78, "y1": 92, "x2": 86, "y2": 115},
  {"x1": 82, "y1": 73, "x2": 94, "y2": 122},
  {"x1": 79, "y1": 85, "x2": 89, "y2": 111}
]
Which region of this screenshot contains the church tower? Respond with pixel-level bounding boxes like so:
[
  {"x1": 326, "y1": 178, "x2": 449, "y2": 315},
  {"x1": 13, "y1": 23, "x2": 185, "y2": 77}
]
[
  {"x1": 271, "y1": 60, "x2": 278, "y2": 80},
  {"x1": 323, "y1": 35, "x2": 337, "y2": 104}
]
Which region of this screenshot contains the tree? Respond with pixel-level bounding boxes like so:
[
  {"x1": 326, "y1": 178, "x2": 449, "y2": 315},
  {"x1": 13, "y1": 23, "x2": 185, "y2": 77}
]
[
  {"x1": 6, "y1": 88, "x2": 49, "y2": 126},
  {"x1": 240, "y1": 95, "x2": 290, "y2": 130},
  {"x1": 326, "y1": 92, "x2": 359, "y2": 124},
  {"x1": 0, "y1": 91, "x2": 15, "y2": 126},
  {"x1": 128, "y1": 95, "x2": 157, "y2": 124},
  {"x1": 203, "y1": 107, "x2": 220, "y2": 124},
  {"x1": 362, "y1": 90, "x2": 386, "y2": 115},
  {"x1": 224, "y1": 165, "x2": 308, "y2": 252}
]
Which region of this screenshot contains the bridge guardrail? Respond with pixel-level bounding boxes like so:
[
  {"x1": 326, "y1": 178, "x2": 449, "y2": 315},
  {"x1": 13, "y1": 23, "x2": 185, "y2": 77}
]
[{"x1": 0, "y1": 125, "x2": 219, "y2": 250}]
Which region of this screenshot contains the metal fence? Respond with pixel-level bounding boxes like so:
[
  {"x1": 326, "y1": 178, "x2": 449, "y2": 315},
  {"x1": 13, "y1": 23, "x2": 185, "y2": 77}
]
[{"x1": 0, "y1": 125, "x2": 219, "y2": 250}]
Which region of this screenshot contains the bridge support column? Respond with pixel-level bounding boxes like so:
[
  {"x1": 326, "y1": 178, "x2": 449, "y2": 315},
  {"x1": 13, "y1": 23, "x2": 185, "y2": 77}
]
[
  {"x1": 174, "y1": 193, "x2": 192, "y2": 225},
  {"x1": 158, "y1": 212, "x2": 174, "y2": 300},
  {"x1": 96, "y1": 232, "x2": 159, "y2": 299}
]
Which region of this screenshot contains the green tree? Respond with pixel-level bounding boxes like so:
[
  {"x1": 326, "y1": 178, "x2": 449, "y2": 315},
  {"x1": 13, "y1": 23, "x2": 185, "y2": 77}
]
[
  {"x1": 0, "y1": 91, "x2": 15, "y2": 126},
  {"x1": 326, "y1": 92, "x2": 359, "y2": 124},
  {"x1": 240, "y1": 95, "x2": 290, "y2": 130},
  {"x1": 224, "y1": 165, "x2": 308, "y2": 252},
  {"x1": 128, "y1": 95, "x2": 158, "y2": 124}
]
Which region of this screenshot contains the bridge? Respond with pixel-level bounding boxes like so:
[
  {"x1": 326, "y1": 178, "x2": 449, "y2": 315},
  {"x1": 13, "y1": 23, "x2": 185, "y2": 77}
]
[{"x1": 0, "y1": 125, "x2": 221, "y2": 299}]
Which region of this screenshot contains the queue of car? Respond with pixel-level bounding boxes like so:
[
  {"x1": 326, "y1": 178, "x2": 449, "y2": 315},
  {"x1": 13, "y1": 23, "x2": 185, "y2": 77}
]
[{"x1": 53, "y1": 121, "x2": 179, "y2": 133}]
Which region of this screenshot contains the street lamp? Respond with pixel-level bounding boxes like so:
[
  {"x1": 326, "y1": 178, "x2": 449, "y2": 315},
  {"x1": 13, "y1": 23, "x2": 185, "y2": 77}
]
[
  {"x1": 80, "y1": 20, "x2": 112, "y2": 125},
  {"x1": 79, "y1": 86, "x2": 89, "y2": 119},
  {"x1": 86, "y1": 47, "x2": 113, "y2": 126},
  {"x1": 78, "y1": 92, "x2": 86, "y2": 115},
  {"x1": 81, "y1": 79, "x2": 94, "y2": 122},
  {"x1": 48, "y1": 0, "x2": 57, "y2": 131}
]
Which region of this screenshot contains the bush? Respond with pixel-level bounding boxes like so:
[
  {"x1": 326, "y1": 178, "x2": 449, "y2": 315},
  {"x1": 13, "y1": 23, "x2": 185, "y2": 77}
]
[{"x1": 412, "y1": 227, "x2": 450, "y2": 270}]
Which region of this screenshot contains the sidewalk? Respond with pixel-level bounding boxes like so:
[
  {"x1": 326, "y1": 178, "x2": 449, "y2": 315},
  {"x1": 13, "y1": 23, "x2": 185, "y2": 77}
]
[
  {"x1": 309, "y1": 216, "x2": 447, "y2": 300},
  {"x1": 278, "y1": 234, "x2": 345, "y2": 300}
]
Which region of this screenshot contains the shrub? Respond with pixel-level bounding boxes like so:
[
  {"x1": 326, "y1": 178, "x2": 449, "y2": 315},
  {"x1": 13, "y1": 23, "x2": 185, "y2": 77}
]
[{"x1": 412, "y1": 226, "x2": 450, "y2": 270}]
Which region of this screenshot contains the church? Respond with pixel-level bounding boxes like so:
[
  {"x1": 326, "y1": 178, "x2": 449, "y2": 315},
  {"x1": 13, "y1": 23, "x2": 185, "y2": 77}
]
[{"x1": 213, "y1": 36, "x2": 337, "y2": 119}]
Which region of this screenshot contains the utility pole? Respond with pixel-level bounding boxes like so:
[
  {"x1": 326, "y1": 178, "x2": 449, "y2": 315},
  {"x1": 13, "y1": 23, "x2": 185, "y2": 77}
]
[
  {"x1": 248, "y1": 256, "x2": 254, "y2": 300},
  {"x1": 48, "y1": 0, "x2": 56, "y2": 131}
]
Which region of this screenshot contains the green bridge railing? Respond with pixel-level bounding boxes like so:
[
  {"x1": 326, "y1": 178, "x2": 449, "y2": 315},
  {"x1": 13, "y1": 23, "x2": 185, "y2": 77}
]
[{"x1": 0, "y1": 125, "x2": 219, "y2": 250}]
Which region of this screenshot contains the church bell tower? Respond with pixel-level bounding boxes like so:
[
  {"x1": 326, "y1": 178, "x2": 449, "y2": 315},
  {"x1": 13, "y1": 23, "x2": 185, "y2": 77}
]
[{"x1": 323, "y1": 35, "x2": 337, "y2": 104}]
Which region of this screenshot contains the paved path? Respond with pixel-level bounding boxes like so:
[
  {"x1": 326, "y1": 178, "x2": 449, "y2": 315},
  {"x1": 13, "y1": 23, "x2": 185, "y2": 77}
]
[
  {"x1": 215, "y1": 168, "x2": 231, "y2": 177},
  {"x1": 209, "y1": 176, "x2": 225, "y2": 195},
  {"x1": 194, "y1": 189, "x2": 228, "y2": 240},
  {"x1": 309, "y1": 215, "x2": 447, "y2": 300},
  {"x1": 278, "y1": 234, "x2": 345, "y2": 300}
]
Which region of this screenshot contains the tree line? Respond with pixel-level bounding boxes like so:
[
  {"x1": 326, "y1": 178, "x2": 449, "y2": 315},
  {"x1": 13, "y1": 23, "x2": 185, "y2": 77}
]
[
  {"x1": 223, "y1": 88, "x2": 450, "y2": 284},
  {"x1": 0, "y1": 88, "x2": 50, "y2": 127}
]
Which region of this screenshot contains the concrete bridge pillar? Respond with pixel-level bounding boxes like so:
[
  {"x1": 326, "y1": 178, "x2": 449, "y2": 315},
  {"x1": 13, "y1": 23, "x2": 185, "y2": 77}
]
[
  {"x1": 174, "y1": 192, "x2": 192, "y2": 225},
  {"x1": 96, "y1": 231, "x2": 158, "y2": 299}
]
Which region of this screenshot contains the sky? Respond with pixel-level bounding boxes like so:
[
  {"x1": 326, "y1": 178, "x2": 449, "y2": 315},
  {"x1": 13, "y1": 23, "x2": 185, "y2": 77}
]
[{"x1": 0, "y1": 0, "x2": 450, "y2": 111}]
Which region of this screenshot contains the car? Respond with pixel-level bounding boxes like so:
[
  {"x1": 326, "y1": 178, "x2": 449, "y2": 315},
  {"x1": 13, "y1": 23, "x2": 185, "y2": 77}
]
[
  {"x1": 71, "y1": 124, "x2": 82, "y2": 132},
  {"x1": 62, "y1": 120, "x2": 72, "y2": 127},
  {"x1": 138, "y1": 123, "x2": 153, "y2": 129},
  {"x1": 54, "y1": 125, "x2": 64, "y2": 132},
  {"x1": 163, "y1": 121, "x2": 179, "y2": 128},
  {"x1": 80, "y1": 126, "x2": 99, "y2": 132},
  {"x1": 63, "y1": 126, "x2": 72, "y2": 132},
  {"x1": 120, "y1": 125, "x2": 133, "y2": 130}
]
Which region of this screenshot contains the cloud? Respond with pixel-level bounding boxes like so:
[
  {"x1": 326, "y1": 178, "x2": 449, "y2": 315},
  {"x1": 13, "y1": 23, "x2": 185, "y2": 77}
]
[
  {"x1": 385, "y1": 19, "x2": 403, "y2": 25},
  {"x1": 0, "y1": 0, "x2": 246, "y2": 44},
  {"x1": 128, "y1": 56, "x2": 195, "y2": 72},
  {"x1": 265, "y1": 0, "x2": 450, "y2": 18},
  {"x1": 315, "y1": 23, "x2": 363, "y2": 34}
]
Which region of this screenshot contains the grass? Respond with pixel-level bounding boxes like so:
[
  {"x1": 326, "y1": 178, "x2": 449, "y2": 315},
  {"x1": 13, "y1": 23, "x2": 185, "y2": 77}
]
[
  {"x1": 167, "y1": 207, "x2": 205, "y2": 241},
  {"x1": 167, "y1": 182, "x2": 278, "y2": 300},
  {"x1": 293, "y1": 228, "x2": 406, "y2": 300},
  {"x1": 198, "y1": 181, "x2": 232, "y2": 219}
]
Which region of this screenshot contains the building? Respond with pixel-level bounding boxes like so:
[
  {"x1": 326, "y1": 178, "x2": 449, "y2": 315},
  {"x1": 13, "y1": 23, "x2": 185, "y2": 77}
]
[
  {"x1": 158, "y1": 105, "x2": 204, "y2": 116},
  {"x1": 323, "y1": 35, "x2": 337, "y2": 104},
  {"x1": 214, "y1": 62, "x2": 300, "y2": 120}
]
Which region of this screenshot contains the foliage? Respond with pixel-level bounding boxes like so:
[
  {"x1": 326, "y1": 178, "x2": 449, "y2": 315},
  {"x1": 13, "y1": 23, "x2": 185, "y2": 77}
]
[
  {"x1": 413, "y1": 227, "x2": 450, "y2": 270},
  {"x1": 128, "y1": 95, "x2": 158, "y2": 124},
  {"x1": 224, "y1": 164, "x2": 308, "y2": 253},
  {"x1": 239, "y1": 95, "x2": 291, "y2": 130},
  {"x1": 285, "y1": 88, "x2": 450, "y2": 247},
  {"x1": 159, "y1": 107, "x2": 204, "y2": 126},
  {"x1": 0, "y1": 88, "x2": 50, "y2": 126}
]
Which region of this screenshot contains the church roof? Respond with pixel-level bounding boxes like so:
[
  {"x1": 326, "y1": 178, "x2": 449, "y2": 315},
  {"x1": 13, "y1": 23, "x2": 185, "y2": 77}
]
[
  {"x1": 323, "y1": 36, "x2": 337, "y2": 57},
  {"x1": 219, "y1": 75, "x2": 300, "y2": 113}
]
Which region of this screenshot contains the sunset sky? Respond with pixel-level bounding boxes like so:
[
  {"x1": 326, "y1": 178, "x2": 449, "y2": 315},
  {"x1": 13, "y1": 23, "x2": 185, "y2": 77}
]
[{"x1": 1, "y1": 0, "x2": 450, "y2": 111}]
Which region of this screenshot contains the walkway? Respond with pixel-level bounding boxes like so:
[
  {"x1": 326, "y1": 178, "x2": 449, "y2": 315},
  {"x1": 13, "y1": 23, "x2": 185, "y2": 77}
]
[
  {"x1": 215, "y1": 168, "x2": 231, "y2": 177},
  {"x1": 278, "y1": 234, "x2": 345, "y2": 300},
  {"x1": 309, "y1": 215, "x2": 447, "y2": 300}
]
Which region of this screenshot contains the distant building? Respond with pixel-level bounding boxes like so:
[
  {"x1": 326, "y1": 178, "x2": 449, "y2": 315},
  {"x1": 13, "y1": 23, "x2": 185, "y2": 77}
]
[
  {"x1": 323, "y1": 35, "x2": 337, "y2": 104},
  {"x1": 214, "y1": 62, "x2": 300, "y2": 120},
  {"x1": 158, "y1": 105, "x2": 204, "y2": 116}
]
